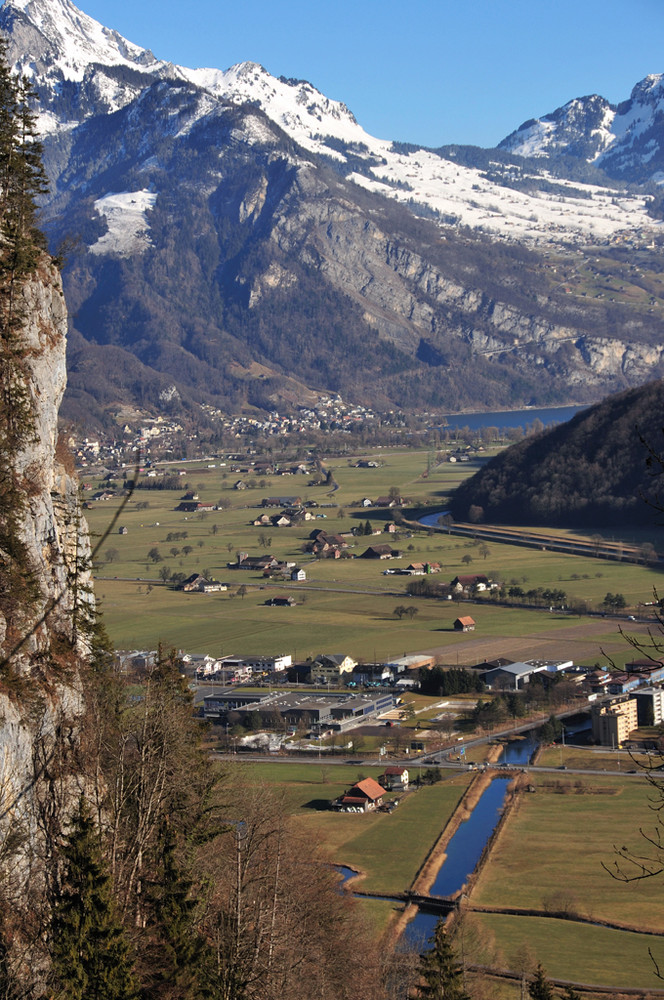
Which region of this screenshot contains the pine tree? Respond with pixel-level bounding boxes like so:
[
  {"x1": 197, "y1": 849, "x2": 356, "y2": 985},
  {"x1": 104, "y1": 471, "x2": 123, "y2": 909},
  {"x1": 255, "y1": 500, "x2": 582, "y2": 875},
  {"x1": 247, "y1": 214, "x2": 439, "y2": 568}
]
[
  {"x1": 417, "y1": 919, "x2": 470, "y2": 1000},
  {"x1": 50, "y1": 798, "x2": 138, "y2": 1000},
  {"x1": 528, "y1": 963, "x2": 554, "y2": 1000},
  {"x1": 145, "y1": 824, "x2": 206, "y2": 1000}
]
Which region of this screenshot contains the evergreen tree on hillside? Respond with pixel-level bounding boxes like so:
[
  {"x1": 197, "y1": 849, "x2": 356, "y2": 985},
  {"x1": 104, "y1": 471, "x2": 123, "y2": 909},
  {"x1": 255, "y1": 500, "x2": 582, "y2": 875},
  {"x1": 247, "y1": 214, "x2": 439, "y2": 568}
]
[
  {"x1": 50, "y1": 798, "x2": 138, "y2": 1000},
  {"x1": 528, "y1": 964, "x2": 554, "y2": 1000},
  {"x1": 145, "y1": 824, "x2": 207, "y2": 1000},
  {"x1": 0, "y1": 35, "x2": 48, "y2": 449},
  {"x1": 417, "y1": 920, "x2": 470, "y2": 1000}
]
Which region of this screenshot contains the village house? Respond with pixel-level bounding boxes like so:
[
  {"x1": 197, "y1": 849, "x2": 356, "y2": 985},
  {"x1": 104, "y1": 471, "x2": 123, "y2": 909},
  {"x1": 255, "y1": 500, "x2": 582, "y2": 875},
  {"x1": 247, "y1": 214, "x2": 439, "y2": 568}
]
[
  {"x1": 262, "y1": 495, "x2": 302, "y2": 508},
  {"x1": 176, "y1": 500, "x2": 217, "y2": 513},
  {"x1": 233, "y1": 554, "x2": 279, "y2": 572},
  {"x1": 310, "y1": 653, "x2": 358, "y2": 685},
  {"x1": 454, "y1": 616, "x2": 476, "y2": 632},
  {"x1": 218, "y1": 654, "x2": 292, "y2": 675},
  {"x1": 451, "y1": 574, "x2": 490, "y2": 593},
  {"x1": 359, "y1": 544, "x2": 401, "y2": 559},
  {"x1": 307, "y1": 530, "x2": 349, "y2": 557},
  {"x1": 379, "y1": 766, "x2": 409, "y2": 791},
  {"x1": 177, "y1": 574, "x2": 227, "y2": 593},
  {"x1": 351, "y1": 663, "x2": 394, "y2": 687},
  {"x1": 333, "y1": 777, "x2": 385, "y2": 813}
]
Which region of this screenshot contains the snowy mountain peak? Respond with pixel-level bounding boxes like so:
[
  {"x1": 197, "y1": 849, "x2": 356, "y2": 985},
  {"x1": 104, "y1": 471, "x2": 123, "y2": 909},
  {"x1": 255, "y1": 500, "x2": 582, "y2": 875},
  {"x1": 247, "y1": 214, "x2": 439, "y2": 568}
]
[
  {"x1": 626, "y1": 72, "x2": 664, "y2": 106},
  {"x1": 1, "y1": 0, "x2": 662, "y2": 249},
  {"x1": 498, "y1": 93, "x2": 615, "y2": 161},
  {"x1": 2, "y1": 0, "x2": 162, "y2": 79},
  {"x1": 1, "y1": 0, "x2": 366, "y2": 154}
]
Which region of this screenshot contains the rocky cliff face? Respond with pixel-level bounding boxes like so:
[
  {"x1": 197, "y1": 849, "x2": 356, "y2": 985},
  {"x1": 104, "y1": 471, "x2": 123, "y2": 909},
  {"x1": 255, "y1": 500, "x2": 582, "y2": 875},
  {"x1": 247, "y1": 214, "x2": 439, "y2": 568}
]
[{"x1": 0, "y1": 257, "x2": 93, "y2": 975}]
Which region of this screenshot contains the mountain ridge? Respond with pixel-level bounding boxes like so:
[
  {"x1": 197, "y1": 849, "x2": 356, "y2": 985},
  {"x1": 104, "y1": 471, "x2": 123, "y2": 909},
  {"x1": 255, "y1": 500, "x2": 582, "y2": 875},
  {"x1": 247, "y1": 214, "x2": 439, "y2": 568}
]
[{"x1": 3, "y1": 0, "x2": 664, "y2": 430}]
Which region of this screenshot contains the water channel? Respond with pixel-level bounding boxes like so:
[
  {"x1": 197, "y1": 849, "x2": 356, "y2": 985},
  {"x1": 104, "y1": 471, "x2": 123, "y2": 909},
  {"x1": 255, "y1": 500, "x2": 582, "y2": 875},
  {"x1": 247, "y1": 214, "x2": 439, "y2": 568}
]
[{"x1": 402, "y1": 777, "x2": 511, "y2": 947}]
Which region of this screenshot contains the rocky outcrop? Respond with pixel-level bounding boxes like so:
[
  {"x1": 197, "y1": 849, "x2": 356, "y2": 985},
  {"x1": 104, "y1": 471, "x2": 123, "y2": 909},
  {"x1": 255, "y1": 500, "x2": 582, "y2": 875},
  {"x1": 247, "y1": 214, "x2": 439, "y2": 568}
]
[
  {"x1": 4, "y1": 259, "x2": 94, "y2": 664},
  {"x1": 0, "y1": 258, "x2": 93, "y2": 982}
]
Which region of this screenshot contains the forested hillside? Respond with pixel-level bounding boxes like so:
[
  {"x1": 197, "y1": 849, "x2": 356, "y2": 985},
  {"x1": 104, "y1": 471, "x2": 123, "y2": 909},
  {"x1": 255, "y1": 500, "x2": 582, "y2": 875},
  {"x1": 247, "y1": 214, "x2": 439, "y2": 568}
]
[{"x1": 450, "y1": 379, "x2": 664, "y2": 528}]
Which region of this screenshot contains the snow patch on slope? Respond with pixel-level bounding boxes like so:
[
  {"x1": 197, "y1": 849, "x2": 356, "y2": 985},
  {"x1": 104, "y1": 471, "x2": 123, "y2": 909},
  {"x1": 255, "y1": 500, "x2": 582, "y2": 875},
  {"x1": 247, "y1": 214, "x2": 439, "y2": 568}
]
[{"x1": 89, "y1": 190, "x2": 157, "y2": 256}]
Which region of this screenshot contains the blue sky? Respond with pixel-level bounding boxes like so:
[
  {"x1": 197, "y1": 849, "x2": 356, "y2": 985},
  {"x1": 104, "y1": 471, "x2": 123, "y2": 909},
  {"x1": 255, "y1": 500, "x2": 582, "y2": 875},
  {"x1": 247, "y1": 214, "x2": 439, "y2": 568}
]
[{"x1": 80, "y1": 0, "x2": 664, "y2": 148}]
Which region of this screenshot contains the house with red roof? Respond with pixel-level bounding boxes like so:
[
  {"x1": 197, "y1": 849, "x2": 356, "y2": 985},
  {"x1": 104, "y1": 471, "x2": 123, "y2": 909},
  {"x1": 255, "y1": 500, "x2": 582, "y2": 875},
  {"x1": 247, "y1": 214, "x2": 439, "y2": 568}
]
[{"x1": 333, "y1": 777, "x2": 385, "y2": 813}]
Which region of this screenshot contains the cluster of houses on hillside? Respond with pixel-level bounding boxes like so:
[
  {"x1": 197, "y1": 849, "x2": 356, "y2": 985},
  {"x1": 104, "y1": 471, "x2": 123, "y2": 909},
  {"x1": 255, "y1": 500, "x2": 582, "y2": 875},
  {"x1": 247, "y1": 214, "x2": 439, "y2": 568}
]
[
  {"x1": 73, "y1": 394, "x2": 387, "y2": 470},
  {"x1": 201, "y1": 395, "x2": 380, "y2": 439}
]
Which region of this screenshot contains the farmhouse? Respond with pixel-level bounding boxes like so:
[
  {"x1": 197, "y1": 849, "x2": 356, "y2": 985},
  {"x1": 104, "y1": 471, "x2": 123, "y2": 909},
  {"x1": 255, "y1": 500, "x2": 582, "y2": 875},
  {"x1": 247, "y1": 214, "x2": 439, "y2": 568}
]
[
  {"x1": 178, "y1": 574, "x2": 227, "y2": 593},
  {"x1": 379, "y1": 766, "x2": 409, "y2": 790},
  {"x1": 454, "y1": 616, "x2": 476, "y2": 632},
  {"x1": 233, "y1": 554, "x2": 279, "y2": 572},
  {"x1": 262, "y1": 496, "x2": 302, "y2": 508},
  {"x1": 359, "y1": 544, "x2": 401, "y2": 559},
  {"x1": 451, "y1": 574, "x2": 489, "y2": 593},
  {"x1": 333, "y1": 777, "x2": 385, "y2": 813}
]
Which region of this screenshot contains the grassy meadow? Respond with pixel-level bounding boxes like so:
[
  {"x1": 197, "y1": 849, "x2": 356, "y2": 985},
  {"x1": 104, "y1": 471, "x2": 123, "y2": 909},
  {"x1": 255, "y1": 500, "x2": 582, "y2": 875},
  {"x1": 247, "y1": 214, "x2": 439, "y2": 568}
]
[
  {"x1": 472, "y1": 774, "x2": 664, "y2": 932},
  {"x1": 233, "y1": 761, "x2": 471, "y2": 895},
  {"x1": 467, "y1": 913, "x2": 664, "y2": 991},
  {"x1": 229, "y1": 760, "x2": 664, "y2": 990},
  {"x1": 84, "y1": 445, "x2": 664, "y2": 662}
]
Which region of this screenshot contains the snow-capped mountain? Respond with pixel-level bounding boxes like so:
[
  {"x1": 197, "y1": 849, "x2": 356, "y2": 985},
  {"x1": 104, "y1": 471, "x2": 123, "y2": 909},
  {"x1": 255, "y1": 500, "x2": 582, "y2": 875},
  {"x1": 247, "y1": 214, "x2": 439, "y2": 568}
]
[
  {"x1": 499, "y1": 74, "x2": 664, "y2": 185},
  {"x1": 498, "y1": 94, "x2": 615, "y2": 163},
  {"x1": 2, "y1": 0, "x2": 664, "y2": 428},
  {"x1": 2, "y1": 0, "x2": 659, "y2": 249}
]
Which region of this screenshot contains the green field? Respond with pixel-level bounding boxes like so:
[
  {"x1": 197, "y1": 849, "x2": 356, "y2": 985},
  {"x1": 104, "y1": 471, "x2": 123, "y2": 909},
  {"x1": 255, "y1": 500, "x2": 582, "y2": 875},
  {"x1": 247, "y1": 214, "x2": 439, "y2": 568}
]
[
  {"x1": 536, "y1": 744, "x2": 652, "y2": 771},
  {"x1": 234, "y1": 761, "x2": 471, "y2": 895},
  {"x1": 227, "y1": 760, "x2": 664, "y2": 990},
  {"x1": 472, "y1": 775, "x2": 664, "y2": 932},
  {"x1": 468, "y1": 913, "x2": 664, "y2": 991},
  {"x1": 84, "y1": 447, "x2": 664, "y2": 661}
]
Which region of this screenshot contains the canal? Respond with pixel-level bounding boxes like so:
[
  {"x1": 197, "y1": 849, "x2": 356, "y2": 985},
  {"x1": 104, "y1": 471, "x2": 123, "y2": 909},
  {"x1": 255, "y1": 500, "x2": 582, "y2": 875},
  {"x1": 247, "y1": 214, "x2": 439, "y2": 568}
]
[{"x1": 402, "y1": 777, "x2": 511, "y2": 947}]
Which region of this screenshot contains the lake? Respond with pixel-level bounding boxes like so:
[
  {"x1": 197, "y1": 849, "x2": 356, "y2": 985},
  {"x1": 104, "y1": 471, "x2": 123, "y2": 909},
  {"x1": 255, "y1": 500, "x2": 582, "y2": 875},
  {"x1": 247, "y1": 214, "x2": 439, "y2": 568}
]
[{"x1": 437, "y1": 404, "x2": 585, "y2": 432}]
